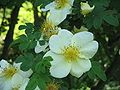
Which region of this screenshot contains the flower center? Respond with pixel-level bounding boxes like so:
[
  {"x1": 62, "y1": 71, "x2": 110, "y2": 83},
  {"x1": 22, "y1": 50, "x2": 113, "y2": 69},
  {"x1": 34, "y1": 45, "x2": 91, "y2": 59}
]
[
  {"x1": 41, "y1": 20, "x2": 58, "y2": 39},
  {"x1": 55, "y1": 0, "x2": 68, "y2": 9},
  {"x1": 46, "y1": 82, "x2": 59, "y2": 90},
  {"x1": 3, "y1": 66, "x2": 17, "y2": 78},
  {"x1": 63, "y1": 46, "x2": 80, "y2": 62}
]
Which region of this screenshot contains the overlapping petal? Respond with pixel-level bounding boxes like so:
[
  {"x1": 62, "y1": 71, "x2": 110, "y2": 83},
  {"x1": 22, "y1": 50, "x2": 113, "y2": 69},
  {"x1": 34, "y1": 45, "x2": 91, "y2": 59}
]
[
  {"x1": 48, "y1": 5, "x2": 71, "y2": 25},
  {"x1": 68, "y1": 0, "x2": 75, "y2": 5},
  {"x1": 50, "y1": 60, "x2": 71, "y2": 78},
  {"x1": 71, "y1": 31, "x2": 93, "y2": 48},
  {"x1": 41, "y1": 0, "x2": 74, "y2": 25},
  {"x1": 78, "y1": 59, "x2": 91, "y2": 72},
  {"x1": 41, "y1": 2, "x2": 55, "y2": 11},
  {"x1": 45, "y1": 29, "x2": 98, "y2": 78},
  {"x1": 70, "y1": 61, "x2": 84, "y2": 78},
  {"x1": 49, "y1": 30, "x2": 73, "y2": 53},
  {"x1": 2, "y1": 80, "x2": 12, "y2": 90},
  {"x1": 11, "y1": 73, "x2": 29, "y2": 90},
  {"x1": 19, "y1": 78, "x2": 29, "y2": 90},
  {"x1": 80, "y1": 41, "x2": 98, "y2": 59},
  {"x1": 0, "y1": 59, "x2": 9, "y2": 69},
  {"x1": 44, "y1": 51, "x2": 64, "y2": 65}
]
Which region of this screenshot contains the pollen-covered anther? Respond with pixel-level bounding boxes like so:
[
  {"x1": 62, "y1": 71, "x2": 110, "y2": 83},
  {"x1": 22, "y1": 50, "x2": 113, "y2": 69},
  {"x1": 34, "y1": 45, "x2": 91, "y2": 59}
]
[
  {"x1": 3, "y1": 66, "x2": 17, "y2": 78},
  {"x1": 41, "y1": 20, "x2": 58, "y2": 39},
  {"x1": 46, "y1": 82, "x2": 60, "y2": 90},
  {"x1": 63, "y1": 46, "x2": 80, "y2": 62},
  {"x1": 42, "y1": 20, "x2": 55, "y2": 32},
  {"x1": 55, "y1": 0, "x2": 69, "y2": 9}
]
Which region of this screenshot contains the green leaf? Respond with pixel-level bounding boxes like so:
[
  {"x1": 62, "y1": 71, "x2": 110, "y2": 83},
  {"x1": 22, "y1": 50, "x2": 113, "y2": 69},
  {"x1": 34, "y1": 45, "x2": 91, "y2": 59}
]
[
  {"x1": 33, "y1": 31, "x2": 41, "y2": 40},
  {"x1": 90, "y1": 0, "x2": 110, "y2": 7},
  {"x1": 25, "y1": 29, "x2": 32, "y2": 36},
  {"x1": 19, "y1": 35, "x2": 28, "y2": 42},
  {"x1": 15, "y1": 55, "x2": 25, "y2": 63},
  {"x1": 20, "y1": 53, "x2": 34, "y2": 71},
  {"x1": 15, "y1": 54, "x2": 34, "y2": 71},
  {"x1": 93, "y1": 16, "x2": 103, "y2": 29},
  {"x1": 87, "y1": 69, "x2": 97, "y2": 80},
  {"x1": 26, "y1": 23, "x2": 34, "y2": 29},
  {"x1": 29, "y1": 40, "x2": 37, "y2": 49},
  {"x1": 84, "y1": 15, "x2": 94, "y2": 29},
  {"x1": 21, "y1": 61, "x2": 33, "y2": 71},
  {"x1": 19, "y1": 25, "x2": 26, "y2": 30},
  {"x1": 26, "y1": 73, "x2": 48, "y2": 90},
  {"x1": 35, "y1": 56, "x2": 52, "y2": 74},
  {"x1": 92, "y1": 61, "x2": 107, "y2": 81},
  {"x1": 43, "y1": 56, "x2": 53, "y2": 63},
  {"x1": 35, "y1": 62, "x2": 45, "y2": 73},
  {"x1": 19, "y1": 42, "x2": 29, "y2": 51},
  {"x1": 10, "y1": 39, "x2": 21, "y2": 47},
  {"x1": 25, "y1": 23, "x2": 34, "y2": 35},
  {"x1": 103, "y1": 14, "x2": 119, "y2": 26},
  {"x1": 26, "y1": 75, "x2": 38, "y2": 90}
]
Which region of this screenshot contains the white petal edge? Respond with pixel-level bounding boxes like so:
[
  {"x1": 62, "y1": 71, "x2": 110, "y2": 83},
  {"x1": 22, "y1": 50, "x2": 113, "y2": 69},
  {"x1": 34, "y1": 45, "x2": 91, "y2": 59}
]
[
  {"x1": 13, "y1": 62, "x2": 21, "y2": 70},
  {"x1": 71, "y1": 31, "x2": 94, "y2": 48},
  {"x1": 50, "y1": 60, "x2": 71, "y2": 78},
  {"x1": 70, "y1": 61, "x2": 84, "y2": 78},
  {"x1": 0, "y1": 59, "x2": 9, "y2": 69},
  {"x1": 19, "y1": 78, "x2": 29, "y2": 90},
  {"x1": 80, "y1": 41, "x2": 98, "y2": 59},
  {"x1": 44, "y1": 51, "x2": 64, "y2": 66},
  {"x1": 18, "y1": 69, "x2": 33, "y2": 78},
  {"x1": 41, "y1": 2, "x2": 55, "y2": 11},
  {"x1": 78, "y1": 59, "x2": 91, "y2": 73},
  {"x1": 68, "y1": 0, "x2": 75, "y2": 6},
  {"x1": 35, "y1": 41, "x2": 48, "y2": 53},
  {"x1": 11, "y1": 73, "x2": 24, "y2": 88},
  {"x1": 48, "y1": 6, "x2": 71, "y2": 25},
  {"x1": 49, "y1": 30, "x2": 73, "y2": 54}
]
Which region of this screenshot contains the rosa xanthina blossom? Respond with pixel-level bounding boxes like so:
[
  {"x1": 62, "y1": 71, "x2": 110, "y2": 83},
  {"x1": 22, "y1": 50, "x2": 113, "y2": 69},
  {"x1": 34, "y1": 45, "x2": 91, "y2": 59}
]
[
  {"x1": 81, "y1": 2, "x2": 95, "y2": 17},
  {"x1": 0, "y1": 59, "x2": 33, "y2": 90},
  {"x1": 35, "y1": 19, "x2": 61, "y2": 53},
  {"x1": 41, "y1": 0, "x2": 74, "y2": 25},
  {"x1": 44, "y1": 30, "x2": 98, "y2": 78},
  {"x1": 41, "y1": 20, "x2": 60, "y2": 40}
]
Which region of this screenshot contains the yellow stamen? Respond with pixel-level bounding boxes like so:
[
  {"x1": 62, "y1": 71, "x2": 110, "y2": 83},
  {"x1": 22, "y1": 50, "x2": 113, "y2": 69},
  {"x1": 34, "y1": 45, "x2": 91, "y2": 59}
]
[
  {"x1": 3, "y1": 66, "x2": 17, "y2": 79},
  {"x1": 55, "y1": 0, "x2": 69, "y2": 9},
  {"x1": 63, "y1": 46, "x2": 80, "y2": 62},
  {"x1": 41, "y1": 20, "x2": 58, "y2": 39},
  {"x1": 46, "y1": 82, "x2": 60, "y2": 90}
]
